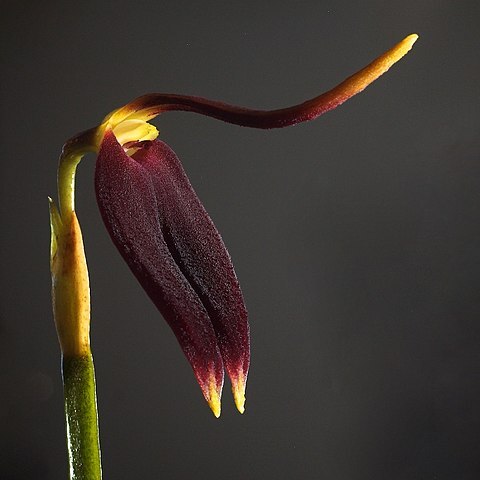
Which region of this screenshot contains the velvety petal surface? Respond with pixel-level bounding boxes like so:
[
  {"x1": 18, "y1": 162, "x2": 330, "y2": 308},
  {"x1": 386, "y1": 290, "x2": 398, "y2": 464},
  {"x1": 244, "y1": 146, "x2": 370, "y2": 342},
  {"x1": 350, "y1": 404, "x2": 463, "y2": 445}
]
[
  {"x1": 131, "y1": 139, "x2": 250, "y2": 412},
  {"x1": 95, "y1": 130, "x2": 225, "y2": 416}
]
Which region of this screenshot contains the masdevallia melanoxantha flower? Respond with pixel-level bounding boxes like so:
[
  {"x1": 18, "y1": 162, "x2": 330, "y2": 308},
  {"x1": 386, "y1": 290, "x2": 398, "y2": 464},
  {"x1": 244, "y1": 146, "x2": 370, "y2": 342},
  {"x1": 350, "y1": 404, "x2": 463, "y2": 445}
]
[{"x1": 49, "y1": 35, "x2": 417, "y2": 417}]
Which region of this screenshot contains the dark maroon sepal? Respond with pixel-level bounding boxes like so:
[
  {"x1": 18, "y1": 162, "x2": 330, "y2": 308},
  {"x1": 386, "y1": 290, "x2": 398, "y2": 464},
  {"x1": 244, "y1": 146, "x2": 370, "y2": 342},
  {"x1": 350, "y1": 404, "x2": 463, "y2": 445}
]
[
  {"x1": 95, "y1": 130, "x2": 249, "y2": 410},
  {"x1": 132, "y1": 137, "x2": 250, "y2": 395}
]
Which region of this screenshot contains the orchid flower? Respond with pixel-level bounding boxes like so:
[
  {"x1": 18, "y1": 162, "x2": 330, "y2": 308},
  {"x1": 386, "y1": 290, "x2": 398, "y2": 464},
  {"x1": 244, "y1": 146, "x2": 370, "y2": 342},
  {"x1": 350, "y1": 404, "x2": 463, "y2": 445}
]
[{"x1": 49, "y1": 34, "x2": 417, "y2": 479}]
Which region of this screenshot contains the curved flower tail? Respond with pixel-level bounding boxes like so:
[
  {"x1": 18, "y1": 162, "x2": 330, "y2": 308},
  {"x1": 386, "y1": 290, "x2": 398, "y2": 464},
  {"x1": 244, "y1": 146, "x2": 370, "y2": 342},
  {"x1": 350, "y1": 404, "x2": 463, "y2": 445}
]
[
  {"x1": 100, "y1": 34, "x2": 418, "y2": 132},
  {"x1": 62, "y1": 35, "x2": 418, "y2": 161}
]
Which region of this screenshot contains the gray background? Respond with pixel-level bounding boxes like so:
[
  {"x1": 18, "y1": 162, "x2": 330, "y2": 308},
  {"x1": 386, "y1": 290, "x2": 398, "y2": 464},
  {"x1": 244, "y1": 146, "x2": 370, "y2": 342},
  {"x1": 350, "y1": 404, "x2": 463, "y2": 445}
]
[{"x1": 1, "y1": 1, "x2": 479, "y2": 479}]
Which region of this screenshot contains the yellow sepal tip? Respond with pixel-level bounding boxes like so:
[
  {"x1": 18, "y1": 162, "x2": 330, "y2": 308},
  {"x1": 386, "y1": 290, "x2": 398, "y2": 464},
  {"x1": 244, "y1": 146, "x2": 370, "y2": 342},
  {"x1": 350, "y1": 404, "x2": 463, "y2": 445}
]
[
  {"x1": 232, "y1": 374, "x2": 246, "y2": 414},
  {"x1": 207, "y1": 379, "x2": 222, "y2": 418},
  {"x1": 330, "y1": 33, "x2": 419, "y2": 104}
]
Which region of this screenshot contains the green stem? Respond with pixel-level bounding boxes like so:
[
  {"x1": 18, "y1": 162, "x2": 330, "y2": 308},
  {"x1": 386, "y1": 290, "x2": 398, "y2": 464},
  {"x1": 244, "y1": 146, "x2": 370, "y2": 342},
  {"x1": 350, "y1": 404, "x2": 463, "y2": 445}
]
[
  {"x1": 62, "y1": 354, "x2": 102, "y2": 480},
  {"x1": 58, "y1": 152, "x2": 82, "y2": 219}
]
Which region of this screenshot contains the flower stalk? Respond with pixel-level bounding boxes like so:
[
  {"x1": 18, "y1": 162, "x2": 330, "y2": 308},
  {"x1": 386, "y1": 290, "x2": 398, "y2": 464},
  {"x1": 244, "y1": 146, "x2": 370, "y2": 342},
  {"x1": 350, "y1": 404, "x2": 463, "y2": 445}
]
[{"x1": 62, "y1": 355, "x2": 102, "y2": 480}]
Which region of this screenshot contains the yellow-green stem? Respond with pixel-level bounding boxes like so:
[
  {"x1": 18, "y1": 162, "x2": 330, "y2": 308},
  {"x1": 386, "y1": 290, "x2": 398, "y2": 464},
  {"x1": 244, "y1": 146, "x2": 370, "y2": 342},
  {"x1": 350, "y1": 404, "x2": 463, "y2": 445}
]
[
  {"x1": 58, "y1": 153, "x2": 82, "y2": 219},
  {"x1": 62, "y1": 354, "x2": 102, "y2": 480}
]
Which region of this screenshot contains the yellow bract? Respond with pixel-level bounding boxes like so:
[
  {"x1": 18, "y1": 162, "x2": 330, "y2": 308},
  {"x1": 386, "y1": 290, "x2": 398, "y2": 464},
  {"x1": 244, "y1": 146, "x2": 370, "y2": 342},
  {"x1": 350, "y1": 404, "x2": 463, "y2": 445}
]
[{"x1": 49, "y1": 199, "x2": 91, "y2": 357}]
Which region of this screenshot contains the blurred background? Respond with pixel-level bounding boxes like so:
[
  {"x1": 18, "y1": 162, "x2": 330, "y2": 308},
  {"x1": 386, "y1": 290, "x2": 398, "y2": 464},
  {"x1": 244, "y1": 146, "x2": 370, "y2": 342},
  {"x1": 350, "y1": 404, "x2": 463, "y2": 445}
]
[{"x1": 1, "y1": 1, "x2": 479, "y2": 479}]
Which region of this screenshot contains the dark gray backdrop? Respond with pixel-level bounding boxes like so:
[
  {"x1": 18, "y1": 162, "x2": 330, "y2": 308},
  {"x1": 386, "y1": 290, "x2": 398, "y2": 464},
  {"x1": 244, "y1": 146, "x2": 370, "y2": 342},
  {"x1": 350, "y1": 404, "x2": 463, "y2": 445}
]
[{"x1": 2, "y1": 1, "x2": 479, "y2": 479}]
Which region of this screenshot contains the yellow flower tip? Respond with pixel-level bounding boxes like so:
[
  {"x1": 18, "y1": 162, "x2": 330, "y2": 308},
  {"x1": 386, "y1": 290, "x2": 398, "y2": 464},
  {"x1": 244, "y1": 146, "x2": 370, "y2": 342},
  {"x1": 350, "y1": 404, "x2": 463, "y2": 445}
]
[
  {"x1": 207, "y1": 378, "x2": 222, "y2": 418},
  {"x1": 404, "y1": 33, "x2": 419, "y2": 48},
  {"x1": 385, "y1": 33, "x2": 418, "y2": 65},
  {"x1": 327, "y1": 33, "x2": 419, "y2": 107},
  {"x1": 232, "y1": 373, "x2": 247, "y2": 414},
  {"x1": 234, "y1": 391, "x2": 245, "y2": 414},
  {"x1": 209, "y1": 399, "x2": 221, "y2": 418}
]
